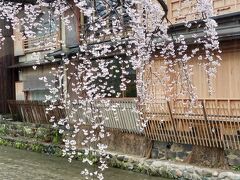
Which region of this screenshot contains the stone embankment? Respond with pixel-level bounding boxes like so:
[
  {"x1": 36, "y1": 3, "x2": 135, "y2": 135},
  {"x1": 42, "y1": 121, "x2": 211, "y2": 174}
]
[
  {"x1": 0, "y1": 120, "x2": 239, "y2": 180},
  {"x1": 108, "y1": 154, "x2": 240, "y2": 180}
]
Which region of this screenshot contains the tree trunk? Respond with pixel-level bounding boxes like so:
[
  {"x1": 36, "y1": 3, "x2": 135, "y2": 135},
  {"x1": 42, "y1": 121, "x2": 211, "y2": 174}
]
[{"x1": 186, "y1": 145, "x2": 229, "y2": 169}]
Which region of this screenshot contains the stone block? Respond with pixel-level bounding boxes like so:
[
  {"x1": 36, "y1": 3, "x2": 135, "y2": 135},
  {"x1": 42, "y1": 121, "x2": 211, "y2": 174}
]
[
  {"x1": 0, "y1": 124, "x2": 6, "y2": 135},
  {"x1": 117, "y1": 155, "x2": 124, "y2": 161},
  {"x1": 227, "y1": 154, "x2": 240, "y2": 166},
  {"x1": 23, "y1": 126, "x2": 35, "y2": 138},
  {"x1": 35, "y1": 127, "x2": 51, "y2": 142},
  {"x1": 170, "y1": 143, "x2": 184, "y2": 152},
  {"x1": 151, "y1": 148, "x2": 159, "y2": 159}
]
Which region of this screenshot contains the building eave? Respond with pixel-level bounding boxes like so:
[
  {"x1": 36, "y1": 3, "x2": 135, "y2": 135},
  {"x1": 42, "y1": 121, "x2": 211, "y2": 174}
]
[{"x1": 169, "y1": 11, "x2": 240, "y2": 40}]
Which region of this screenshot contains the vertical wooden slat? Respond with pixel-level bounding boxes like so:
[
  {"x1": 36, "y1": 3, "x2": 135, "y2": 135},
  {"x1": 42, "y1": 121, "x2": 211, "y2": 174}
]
[{"x1": 167, "y1": 101, "x2": 178, "y2": 142}]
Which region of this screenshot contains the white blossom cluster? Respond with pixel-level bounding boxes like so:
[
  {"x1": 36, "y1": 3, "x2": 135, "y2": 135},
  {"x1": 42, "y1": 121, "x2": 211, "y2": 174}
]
[{"x1": 0, "y1": 0, "x2": 221, "y2": 179}]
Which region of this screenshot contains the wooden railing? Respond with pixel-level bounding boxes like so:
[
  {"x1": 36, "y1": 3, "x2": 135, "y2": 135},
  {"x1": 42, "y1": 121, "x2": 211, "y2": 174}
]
[
  {"x1": 169, "y1": 0, "x2": 240, "y2": 24},
  {"x1": 23, "y1": 32, "x2": 60, "y2": 53},
  {"x1": 144, "y1": 99, "x2": 240, "y2": 150}
]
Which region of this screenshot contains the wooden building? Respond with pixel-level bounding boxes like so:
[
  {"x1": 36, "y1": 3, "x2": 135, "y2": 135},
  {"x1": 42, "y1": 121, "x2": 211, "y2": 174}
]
[
  {"x1": 9, "y1": 8, "x2": 61, "y2": 101},
  {"x1": 6, "y1": 0, "x2": 240, "y2": 151},
  {"x1": 144, "y1": 1, "x2": 240, "y2": 150}
]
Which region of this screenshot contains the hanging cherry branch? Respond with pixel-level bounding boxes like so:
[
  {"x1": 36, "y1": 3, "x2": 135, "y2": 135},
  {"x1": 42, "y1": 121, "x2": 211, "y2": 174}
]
[{"x1": 0, "y1": 0, "x2": 221, "y2": 179}]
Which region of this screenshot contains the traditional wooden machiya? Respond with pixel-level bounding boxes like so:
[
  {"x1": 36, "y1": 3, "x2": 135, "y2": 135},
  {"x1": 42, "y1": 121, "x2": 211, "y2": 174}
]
[
  {"x1": 144, "y1": 2, "x2": 240, "y2": 150},
  {"x1": 6, "y1": 0, "x2": 240, "y2": 151}
]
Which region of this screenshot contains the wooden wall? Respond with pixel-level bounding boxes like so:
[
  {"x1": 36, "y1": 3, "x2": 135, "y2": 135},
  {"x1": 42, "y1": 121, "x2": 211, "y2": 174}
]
[
  {"x1": 146, "y1": 40, "x2": 240, "y2": 100},
  {"x1": 0, "y1": 20, "x2": 15, "y2": 113},
  {"x1": 192, "y1": 40, "x2": 240, "y2": 99},
  {"x1": 15, "y1": 82, "x2": 24, "y2": 100},
  {"x1": 168, "y1": 0, "x2": 240, "y2": 24}
]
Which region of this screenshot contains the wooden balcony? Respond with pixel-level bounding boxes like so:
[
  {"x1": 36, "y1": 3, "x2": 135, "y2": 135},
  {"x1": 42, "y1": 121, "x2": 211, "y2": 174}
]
[
  {"x1": 23, "y1": 32, "x2": 60, "y2": 53},
  {"x1": 169, "y1": 0, "x2": 240, "y2": 24},
  {"x1": 144, "y1": 99, "x2": 240, "y2": 150}
]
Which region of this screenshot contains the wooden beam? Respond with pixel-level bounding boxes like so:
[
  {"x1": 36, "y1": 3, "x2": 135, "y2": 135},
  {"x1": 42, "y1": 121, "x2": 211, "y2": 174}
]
[{"x1": 167, "y1": 101, "x2": 178, "y2": 142}]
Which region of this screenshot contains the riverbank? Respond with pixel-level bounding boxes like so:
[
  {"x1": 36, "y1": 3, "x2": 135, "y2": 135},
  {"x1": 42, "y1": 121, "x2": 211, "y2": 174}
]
[{"x1": 0, "y1": 120, "x2": 240, "y2": 180}]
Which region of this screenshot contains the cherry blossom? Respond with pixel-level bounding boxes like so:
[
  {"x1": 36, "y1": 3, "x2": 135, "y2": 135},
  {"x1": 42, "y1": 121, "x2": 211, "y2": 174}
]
[{"x1": 0, "y1": 1, "x2": 220, "y2": 179}]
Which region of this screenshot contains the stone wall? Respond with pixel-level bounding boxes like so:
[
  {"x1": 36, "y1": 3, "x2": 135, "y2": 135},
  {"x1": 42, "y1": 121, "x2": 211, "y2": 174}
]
[
  {"x1": 0, "y1": 120, "x2": 63, "y2": 156},
  {"x1": 76, "y1": 126, "x2": 151, "y2": 157},
  {"x1": 0, "y1": 120, "x2": 151, "y2": 157},
  {"x1": 0, "y1": 120, "x2": 62, "y2": 145},
  {"x1": 0, "y1": 120, "x2": 239, "y2": 168},
  {"x1": 151, "y1": 141, "x2": 192, "y2": 161},
  {"x1": 108, "y1": 154, "x2": 240, "y2": 180},
  {"x1": 152, "y1": 141, "x2": 240, "y2": 168}
]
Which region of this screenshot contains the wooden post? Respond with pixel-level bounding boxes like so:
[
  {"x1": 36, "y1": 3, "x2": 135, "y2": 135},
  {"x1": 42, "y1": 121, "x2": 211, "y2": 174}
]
[
  {"x1": 201, "y1": 101, "x2": 212, "y2": 147},
  {"x1": 167, "y1": 101, "x2": 178, "y2": 142},
  {"x1": 0, "y1": 19, "x2": 15, "y2": 113}
]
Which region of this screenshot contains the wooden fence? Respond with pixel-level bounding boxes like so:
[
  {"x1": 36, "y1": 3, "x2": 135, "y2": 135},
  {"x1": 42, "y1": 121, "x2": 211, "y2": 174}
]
[
  {"x1": 102, "y1": 98, "x2": 141, "y2": 134},
  {"x1": 8, "y1": 99, "x2": 240, "y2": 149},
  {"x1": 7, "y1": 100, "x2": 65, "y2": 124},
  {"x1": 144, "y1": 99, "x2": 240, "y2": 150},
  {"x1": 71, "y1": 98, "x2": 141, "y2": 134},
  {"x1": 7, "y1": 99, "x2": 141, "y2": 134}
]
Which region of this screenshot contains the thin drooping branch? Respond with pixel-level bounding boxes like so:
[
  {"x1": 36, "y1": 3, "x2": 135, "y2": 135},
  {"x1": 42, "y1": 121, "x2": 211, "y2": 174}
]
[{"x1": 0, "y1": 1, "x2": 221, "y2": 180}]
